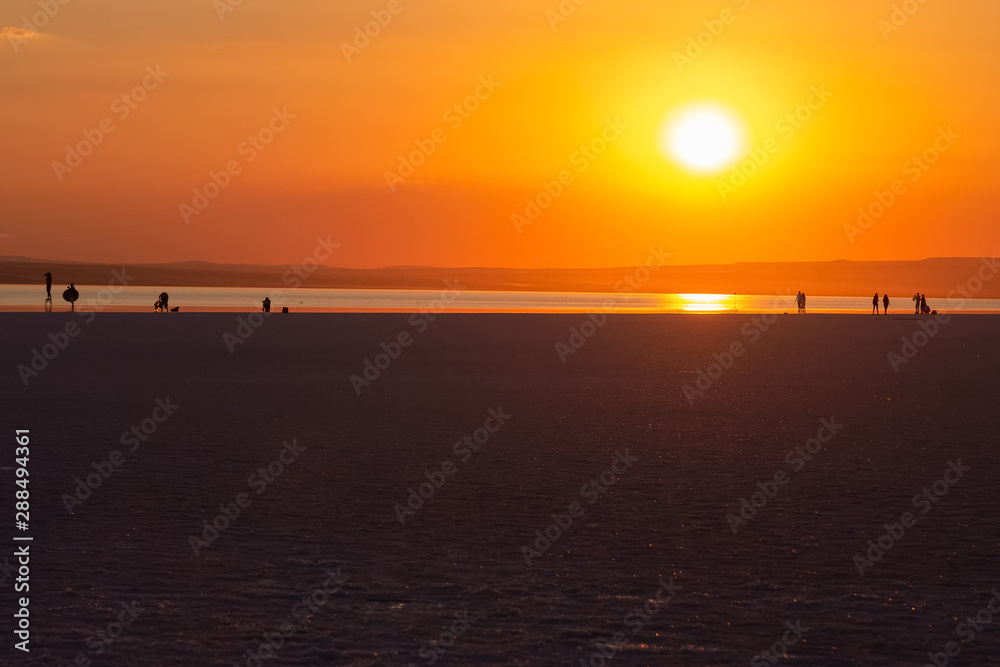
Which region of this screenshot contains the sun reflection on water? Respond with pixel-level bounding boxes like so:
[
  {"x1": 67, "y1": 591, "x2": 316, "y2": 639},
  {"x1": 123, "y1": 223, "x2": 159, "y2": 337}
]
[{"x1": 676, "y1": 293, "x2": 736, "y2": 312}]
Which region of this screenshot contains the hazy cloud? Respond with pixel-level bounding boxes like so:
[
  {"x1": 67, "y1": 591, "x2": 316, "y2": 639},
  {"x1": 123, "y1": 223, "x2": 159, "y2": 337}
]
[{"x1": 2, "y1": 26, "x2": 43, "y2": 41}]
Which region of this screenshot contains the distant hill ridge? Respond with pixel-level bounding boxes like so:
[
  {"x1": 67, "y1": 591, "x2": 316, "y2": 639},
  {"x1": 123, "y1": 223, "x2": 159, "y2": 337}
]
[{"x1": 1, "y1": 256, "x2": 996, "y2": 299}]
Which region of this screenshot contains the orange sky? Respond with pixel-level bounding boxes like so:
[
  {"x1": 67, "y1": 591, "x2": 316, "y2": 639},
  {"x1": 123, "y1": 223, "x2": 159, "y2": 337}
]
[{"x1": 1, "y1": 0, "x2": 997, "y2": 268}]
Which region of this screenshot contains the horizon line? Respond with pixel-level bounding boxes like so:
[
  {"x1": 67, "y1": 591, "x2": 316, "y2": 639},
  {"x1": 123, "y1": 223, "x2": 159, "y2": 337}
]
[{"x1": 2, "y1": 254, "x2": 995, "y2": 272}]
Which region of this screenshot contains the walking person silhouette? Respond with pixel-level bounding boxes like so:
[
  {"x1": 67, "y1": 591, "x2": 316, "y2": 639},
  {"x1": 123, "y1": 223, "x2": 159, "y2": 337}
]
[
  {"x1": 872, "y1": 293, "x2": 879, "y2": 315},
  {"x1": 882, "y1": 293, "x2": 889, "y2": 315}
]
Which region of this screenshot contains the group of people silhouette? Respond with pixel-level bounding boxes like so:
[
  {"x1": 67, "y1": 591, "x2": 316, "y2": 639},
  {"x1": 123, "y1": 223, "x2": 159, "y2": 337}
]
[
  {"x1": 872, "y1": 293, "x2": 934, "y2": 315},
  {"x1": 912, "y1": 292, "x2": 932, "y2": 315},
  {"x1": 45, "y1": 273, "x2": 79, "y2": 311},
  {"x1": 872, "y1": 293, "x2": 890, "y2": 314},
  {"x1": 42, "y1": 272, "x2": 937, "y2": 316},
  {"x1": 42, "y1": 273, "x2": 181, "y2": 312},
  {"x1": 154, "y1": 292, "x2": 175, "y2": 312}
]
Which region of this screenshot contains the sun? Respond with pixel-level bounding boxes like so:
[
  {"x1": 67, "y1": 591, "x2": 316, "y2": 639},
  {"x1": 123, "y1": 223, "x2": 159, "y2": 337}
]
[{"x1": 658, "y1": 103, "x2": 746, "y2": 174}]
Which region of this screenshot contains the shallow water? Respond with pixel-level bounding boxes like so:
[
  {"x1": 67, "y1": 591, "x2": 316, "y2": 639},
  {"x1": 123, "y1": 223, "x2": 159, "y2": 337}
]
[{"x1": 2, "y1": 284, "x2": 995, "y2": 313}]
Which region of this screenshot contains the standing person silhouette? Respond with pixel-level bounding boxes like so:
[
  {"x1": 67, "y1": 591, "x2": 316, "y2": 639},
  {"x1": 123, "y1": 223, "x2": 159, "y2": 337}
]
[
  {"x1": 44, "y1": 272, "x2": 52, "y2": 301},
  {"x1": 913, "y1": 292, "x2": 920, "y2": 314},
  {"x1": 801, "y1": 292, "x2": 806, "y2": 313},
  {"x1": 872, "y1": 293, "x2": 879, "y2": 315},
  {"x1": 920, "y1": 294, "x2": 928, "y2": 314},
  {"x1": 882, "y1": 293, "x2": 890, "y2": 314}
]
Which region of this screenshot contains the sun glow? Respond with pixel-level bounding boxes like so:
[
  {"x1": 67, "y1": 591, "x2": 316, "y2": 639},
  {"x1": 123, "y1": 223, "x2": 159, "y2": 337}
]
[
  {"x1": 659, "y1": 103, "x2": 746, "y2": 174},
  {"x1": 677, "y1": 293, "x2": 735, "y2": 312}
]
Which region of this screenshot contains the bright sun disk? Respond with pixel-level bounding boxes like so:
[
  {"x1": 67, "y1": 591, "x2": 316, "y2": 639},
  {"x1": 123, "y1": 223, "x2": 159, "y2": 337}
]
[{"x1": 659, "y1": 104, "x2": 746, "y2": 174}]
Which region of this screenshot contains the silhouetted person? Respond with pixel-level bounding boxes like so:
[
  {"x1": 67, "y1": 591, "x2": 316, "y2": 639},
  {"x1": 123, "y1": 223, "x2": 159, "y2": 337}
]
[
  {"x1": 262, "y1": 297, "x2": 271, "y2": 313},
  {"x1": 920, "y1": 294, "x2": 929, "y2": 315},
  {"x1": 882, "y1": 293, "x2": 889, "y2": 314},
  {"x1": 913, "y1": 292, "x2": 920, "y2": 314},
  {"x1": 872, "y1": 293, "x2": 879, "y2": 315},
  {"x1": 159, "y1": 292, "x2": 169, "y2": 312},
  {"x1": 63, "y1": 283, "x2": 79, "y2": 311},
  {"x1": 44, "y1": 272, "x2": 52, "y2": 300},
  {"x1": 801, "y1": 292, "x2": 806, "y2": 313}
]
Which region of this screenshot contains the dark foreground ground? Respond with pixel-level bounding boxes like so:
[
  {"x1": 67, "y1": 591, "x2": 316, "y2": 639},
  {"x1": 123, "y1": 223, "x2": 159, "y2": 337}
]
[{"x1": 1, "y1": 313, "x2": 998, "y2": 666}]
